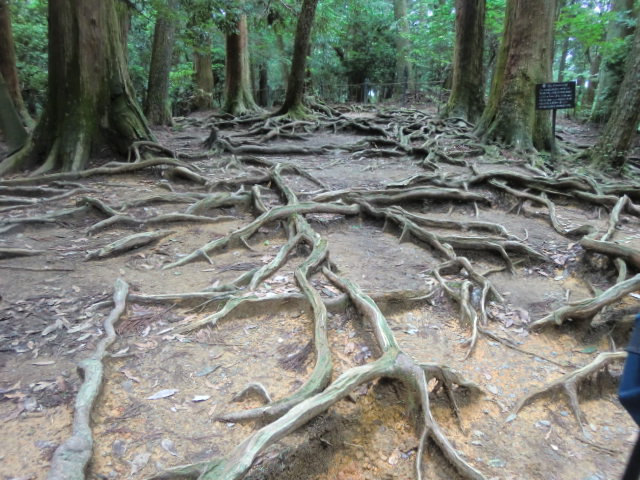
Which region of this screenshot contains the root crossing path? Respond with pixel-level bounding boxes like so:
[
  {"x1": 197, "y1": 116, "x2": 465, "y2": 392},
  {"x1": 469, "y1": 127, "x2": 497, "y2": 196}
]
[{"x1": 0, "y1": 106, "x2": 639, "y2": 480}]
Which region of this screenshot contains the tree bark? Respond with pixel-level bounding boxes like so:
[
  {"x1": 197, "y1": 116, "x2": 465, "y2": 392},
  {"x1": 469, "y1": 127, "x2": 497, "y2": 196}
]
[
  {"x1": 442, "y1": 0, "x2": 485, "y2": 123},
  {"x1": 475, "y1": 0, "x2": 556, "y2": 152},
  {"x1": 193, "y1": 47, "x2": 214, "y2": 111},
  {"x1": 257, "y1": 63, "x2": 269, "y2": 106},
  {"x1": 581, "y1": 50, "x2": 601, "y2": 111},
  {"x1": 590, "y1": 0, "x2": 635, "y2": 123},
  {"x1": 275, "y1": 30, "x2": 290, "y2": 89},
  {"x1": 392, "y1": 0, "x2": 413, "y2": 100},
  {"x1": 144, "y1": 0, "x2": 178, "y2": 126},
  {"x1": 276, "y1": 0, "x2": 319, "y2": 117},
  {"x1": 0, "y1": 0, "x2": 153, "y2": 175},
  {"x1": 224, "y1": 14, "x2": 259, "y2": 115},
  {"x1": 190, "y1": 4, "x2": 214, "y2": 112},
  {"x1": 556, "y1": 36, "x2": 569, "y2": 82},
  {"x1": 0, "y1": 0, "x2": 30, "y2": 125},
  {"x1": 588, "y1": 22, "x2": 640, "y2": 169},
  {"x1": 0, "y1": 71, "x2": 27, "y2": 150}
]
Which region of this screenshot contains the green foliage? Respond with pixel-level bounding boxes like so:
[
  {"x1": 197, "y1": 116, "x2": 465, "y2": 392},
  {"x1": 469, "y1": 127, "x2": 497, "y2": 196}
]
[
  {"x1": 314, "y1": 0, "x2": 396, "y2": 100},
  {"x1": 556, "y1": 2, "x2": 608, "y2": 51},
  {"x1": 405, "y1": 0, "x2": 455, "y2": 84},
  {"x1": 128, "y1": 7, "x2": 154, "y2": 103},
  {"x1": 6, "y1": 0, "x2": 632, "y2": 116},
  {"x1": 9, "y1": 0, "x2": 48, "y2": 114}
]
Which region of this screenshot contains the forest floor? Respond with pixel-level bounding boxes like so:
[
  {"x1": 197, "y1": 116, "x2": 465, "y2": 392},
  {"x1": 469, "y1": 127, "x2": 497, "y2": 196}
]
[{"x1": 0, "y1": 105, "x2": 639, "y2": 480}]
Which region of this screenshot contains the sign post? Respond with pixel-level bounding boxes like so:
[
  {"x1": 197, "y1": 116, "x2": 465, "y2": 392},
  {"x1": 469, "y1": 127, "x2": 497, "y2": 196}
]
[{"x1": 535, "y1": 81, "x2": 576, "y2": 152}]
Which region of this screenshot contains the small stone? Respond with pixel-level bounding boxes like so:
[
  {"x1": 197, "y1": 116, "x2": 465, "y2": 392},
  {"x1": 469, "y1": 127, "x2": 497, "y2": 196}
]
[
  {"x1": 112, "y1": 439, "x2": 127, "y2": 458},
  {"x1": 23, "y1": 396, "x2": 38, "y2": 412},
  {"x1": 121, "y1": 380, "x2": 133, "y2": 392}
]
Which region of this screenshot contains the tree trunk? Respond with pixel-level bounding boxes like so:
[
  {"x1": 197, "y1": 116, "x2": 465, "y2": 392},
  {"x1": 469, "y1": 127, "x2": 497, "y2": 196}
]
[
  {"x1": 442, "y1": 0, "x2": 485, "y2": 123},
  {"x1": 590, "y1": 0, "x2": 635, "y2": 123},
  {"x1": 193, "y1": 47, "x2": 214, "y2": 110},
  {"x1": 582, "y1": 51, "x2": 601, "y2": 111},
  {"x1": 0, "y1": 0, "x2": 31, "y2": 126},
  {"x1": 144, "y1": 0, "x2": 178, "y2": 126},
  {"x1": 0, "y1": 71, "x2": 27, "y2": 150},
  {"x1": 276, "y1": 0, "x2": 319, "y2": 117},
  {"x1": 275, "y1": 30, "x2": 290, "y2": 89},
  {"x1": 189, "y1": 5, "x2": 214, "y2": 111},
  {"x1": 0, "y1": 0, "x2": 153, "y2": 175},
  {"x1": 257, "y1": 63, "x2": 270, "y2": 106},
  {"x1": 223, "y1": 14, "x2": 259, "y2": 115},
  {"x1": 556, "y1": 36, "x2": 569, "y2": 82},
  {"x1": 475, "y1": 0, "x2": 556, "y2": 152},
  {"x1": 589, "y1": 23, "x2": 640, "y2": 169},
  {"x1": 392, "y1": 0, "x2": 413, "y2": 100}
]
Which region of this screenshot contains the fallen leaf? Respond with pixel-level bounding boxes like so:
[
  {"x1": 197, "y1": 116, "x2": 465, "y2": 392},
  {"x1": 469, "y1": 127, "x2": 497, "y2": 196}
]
[
  {"x1": 194, "y1": 365, "x2": 221, "y2": 377},
  {"x1": 0, "y1": 381, "x2": 20, "y2": 394},
  {"x1": 147, "y1": 389, "x2": 177, "y2": 400},
  {"x1": 161, "y1": 438, "x2": 178, "y2": 456},
  {"x1": 388, "y1": 448, "x2": 401, "y2": 465},
  {"x1": 129, "y1": 451, "x2": 151, "y2": 476},
  {"x1": 134, "y1": 340, "x2": 158, "y2": 350},
  {"x1": 577, "y1": 346, "x2": 598, "y2": 354},
  {"x1": 121, "y1": 369, "x2": 141, "y2": 383},
  {"x1": 192, "y1": 395, "x2": 211, "y2": 402},
  {"x1": 41, "y1": 319, "x2": 64, "y2": 336}
]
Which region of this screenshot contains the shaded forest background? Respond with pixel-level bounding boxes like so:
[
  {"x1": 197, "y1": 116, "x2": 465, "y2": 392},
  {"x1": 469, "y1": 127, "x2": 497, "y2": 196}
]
[{"x1": 1, "y1": 0, "x2": 639, "y2": 150}]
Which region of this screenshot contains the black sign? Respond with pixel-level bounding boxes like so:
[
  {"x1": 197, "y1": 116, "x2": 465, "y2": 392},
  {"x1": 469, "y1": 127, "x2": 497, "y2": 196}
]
[{"x1": 535, "y1": 81, "x2": 576, "y2": 110}]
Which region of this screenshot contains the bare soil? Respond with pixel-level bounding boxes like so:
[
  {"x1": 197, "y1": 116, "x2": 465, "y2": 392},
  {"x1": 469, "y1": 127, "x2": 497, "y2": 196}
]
[{"x1": 1, "y1": 106, "x2": 639, "y2": 480}]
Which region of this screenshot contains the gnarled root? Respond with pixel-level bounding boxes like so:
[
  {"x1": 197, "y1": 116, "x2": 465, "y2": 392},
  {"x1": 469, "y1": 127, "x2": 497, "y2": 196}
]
[
  {"x1": 47, "y1": 279, "x2": 129, "y2": 480},
  {"x1": 510, "y1": 351, "x2": 626, "y2": 435},
  {"x1": 530, "y1": 273, "x2": 640, "y2": 330}
]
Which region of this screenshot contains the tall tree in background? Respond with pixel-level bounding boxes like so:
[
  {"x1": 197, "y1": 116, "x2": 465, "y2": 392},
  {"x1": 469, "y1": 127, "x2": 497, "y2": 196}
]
[
  {"x1": 0, "y1": 72, "x2": 27, "y2": 150},
  {"x1": 0, "y1": 0, "x2": 153, "y2": 175},
  {"x1": 392, "y1": 0, "x2": 413, "y2": 99},
  {"x1": 276, "y1": 0, "x2": 319, "y2": 116},
  {"x1": 223, "y1": 11, "x2": 259, "y2": 115},
  {"x1": 590, "y1": 0, "x2": 635, "y2": 123},
  {"x1": 0, "y1": 0, "x2": 31, "y2": 125},
  {"x1": 588, "y1": 21, "x2": 640, "y2": 169},
  {"x1": 190, "y1": 3, "x2": 214, "y2": 111},
  {"x1": 475, "y1": 0, "x2": 556, "y2": 151},
  {"x1": 144, "y1": 0, "x2": 179, "y2": 125},
  {"x1": 267, "y1": 7, "x2": 291, "y2": 90},
  {"x1": 441, "y1": 0, "x2": 485, "y2": 123}
]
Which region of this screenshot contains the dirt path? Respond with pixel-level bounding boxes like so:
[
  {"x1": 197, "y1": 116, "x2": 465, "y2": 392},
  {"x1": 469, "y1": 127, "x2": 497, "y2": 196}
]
[{"x1": 1, "y1": 106, "x2": 639, "y2": 480}]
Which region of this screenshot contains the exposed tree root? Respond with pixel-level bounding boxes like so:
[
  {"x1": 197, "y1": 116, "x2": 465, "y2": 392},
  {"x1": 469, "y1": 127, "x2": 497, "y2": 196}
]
[
  {"x1": 152, "y1": 268, "x2": 485, "y2": 480},
  {"x1": 46, "y1": 279, "x2": 129, "y2": 480},
  {"x1": 530, "y1": 273, "x2": 640, "y2": 329},
  {"x1": 511, "y1": 351, "x2": 627, "y2": 433},
  {"x1": 0, "y1": 157, "x2": 193, "y2": 186},
  {"x1": 164, "y1": 202, "x2": 360, "y2": 269},
  {"x1": 0, "y1": 247, "x2": 45, "y2": 258},
  {"x1": 4, "y1": 107, "x2": 634, "y2": 480},
  {"x1": 580, "y1": 237, "x2": 640, "y2": 270},
  {"x1": 85, "y1": 230, "x2": 174, "y2": 260}
]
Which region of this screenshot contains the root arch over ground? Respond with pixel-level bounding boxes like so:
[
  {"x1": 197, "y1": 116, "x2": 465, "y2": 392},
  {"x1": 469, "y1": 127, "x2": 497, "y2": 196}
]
[{"x1": 0, "y1": 105, "x2": 639, "y2": 480}]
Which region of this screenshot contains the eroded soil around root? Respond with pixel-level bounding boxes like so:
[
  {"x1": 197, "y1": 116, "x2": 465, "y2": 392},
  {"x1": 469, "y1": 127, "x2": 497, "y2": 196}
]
[{"x1": 1, "y1": 106, "x2": 639, "y2": 480}]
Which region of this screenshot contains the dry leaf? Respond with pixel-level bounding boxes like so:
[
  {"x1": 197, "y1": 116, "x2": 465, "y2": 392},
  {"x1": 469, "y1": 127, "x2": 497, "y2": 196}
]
[
  {"x1": 161, "y1": 438, "x2": 178, "y2": 456},
  {"x1": 388, "y1": 448, "x2": 401, "y2": 465},
  {"x1": 121, "y1": 369, "x2": 141, "y2": 383},
  {"x1": 147, "y1": 388, "x2": 177, "y2": 400}
]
